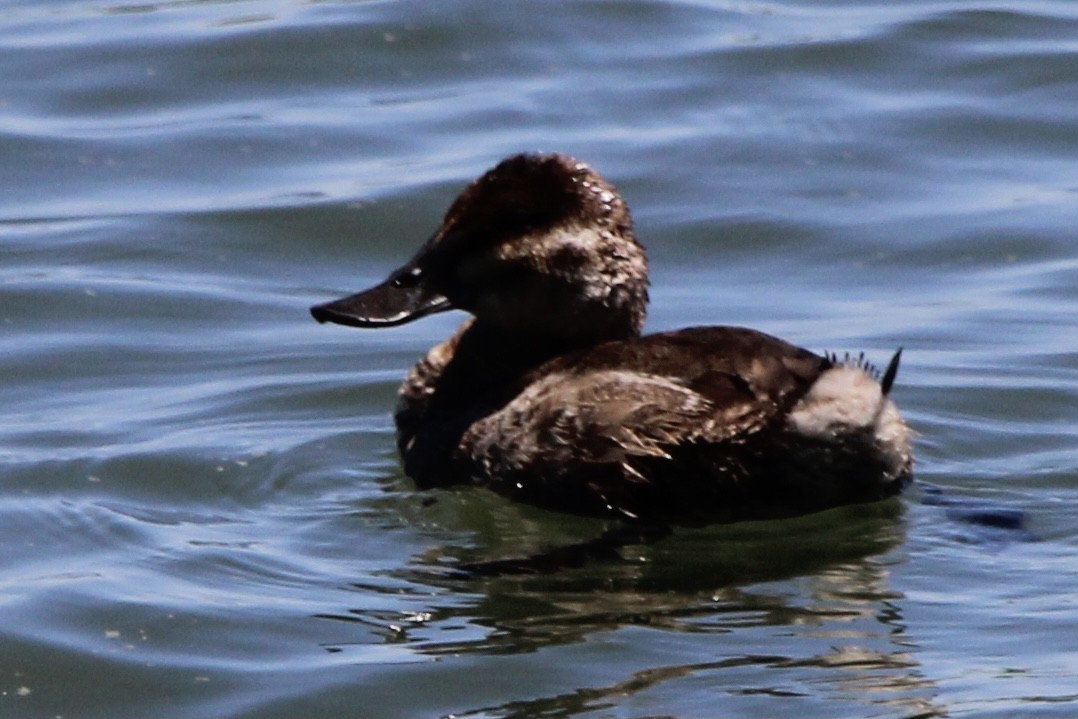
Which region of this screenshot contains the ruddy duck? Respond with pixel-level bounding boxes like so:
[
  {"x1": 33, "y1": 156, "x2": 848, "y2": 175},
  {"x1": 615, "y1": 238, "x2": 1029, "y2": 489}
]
[{"x1": 311, "y1": 153, "x2": 912, "y2": 524}]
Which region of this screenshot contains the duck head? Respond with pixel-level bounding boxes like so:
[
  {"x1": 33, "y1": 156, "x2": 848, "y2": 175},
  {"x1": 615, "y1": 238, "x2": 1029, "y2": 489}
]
[{"x1": 310, "y1": 153, "x2": 649, "y2": 343}]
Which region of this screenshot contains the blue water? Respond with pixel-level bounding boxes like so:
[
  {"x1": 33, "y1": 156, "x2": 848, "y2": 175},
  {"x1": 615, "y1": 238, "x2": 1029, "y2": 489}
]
[{"x1": 2, "y1": 1, "x2": 1077, "y2": 717}]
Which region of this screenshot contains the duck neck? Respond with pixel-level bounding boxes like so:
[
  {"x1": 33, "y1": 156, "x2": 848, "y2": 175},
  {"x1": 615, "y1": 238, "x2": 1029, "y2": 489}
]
[
  {"x1": 457, "y1": 318, "x2": 609, "y2": 380},
  {"x1": 395, "y1": 316, "x2": 637, "y2": 486}
]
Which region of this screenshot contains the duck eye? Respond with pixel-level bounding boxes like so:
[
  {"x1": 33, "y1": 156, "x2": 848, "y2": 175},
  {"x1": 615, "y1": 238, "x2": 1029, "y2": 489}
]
[{"x1": 392, "y1": 266, "x2": 422, "y2": 289}]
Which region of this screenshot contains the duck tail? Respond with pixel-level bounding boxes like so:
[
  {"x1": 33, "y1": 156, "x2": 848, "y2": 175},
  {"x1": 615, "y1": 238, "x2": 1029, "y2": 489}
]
[
  {"x1": 823, "y1": 347, "x2": 903, "y2": 396},
  {"x1": 880, "y1": 347, "x2": 902, "y2": 396}
]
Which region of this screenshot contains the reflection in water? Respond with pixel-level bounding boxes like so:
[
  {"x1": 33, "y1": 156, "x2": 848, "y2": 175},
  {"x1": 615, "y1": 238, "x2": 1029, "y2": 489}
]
[{"x1": 320, "y1": 499, "x2": 947, "y2": 718}]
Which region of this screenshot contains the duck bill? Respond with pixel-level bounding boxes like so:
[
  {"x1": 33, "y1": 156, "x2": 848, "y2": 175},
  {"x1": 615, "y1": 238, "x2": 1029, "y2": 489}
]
[{"x1": 310, "y1": 273, "x2": 452, "y2": 329}]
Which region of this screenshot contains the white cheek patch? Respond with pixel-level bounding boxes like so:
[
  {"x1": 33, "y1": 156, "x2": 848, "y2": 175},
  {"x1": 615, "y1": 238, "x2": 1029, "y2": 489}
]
[{"x1": 537, "y1": 226, "x2": 611, "y2": 303}]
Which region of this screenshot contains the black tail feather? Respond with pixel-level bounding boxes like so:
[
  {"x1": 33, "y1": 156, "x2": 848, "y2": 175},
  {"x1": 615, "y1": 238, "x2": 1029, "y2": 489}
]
[
  {"x1": 880, "y1": 347, "x2": 902, "y2": 396},
  {"x1": 823, "y1": 347, "x2": 903, "y2": 396}
]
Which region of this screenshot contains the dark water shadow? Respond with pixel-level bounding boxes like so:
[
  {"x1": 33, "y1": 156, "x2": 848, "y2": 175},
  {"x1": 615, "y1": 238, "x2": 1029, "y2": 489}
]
[
  {"x1": 319, "y1": 496, "x2": 949, "y2": 718},
  {"x1": 915, "y1": 479, "x2": 1039, "y2": 545},
  {"x1": 394, "y1": 499, "x2": 910, "y2": 651}
]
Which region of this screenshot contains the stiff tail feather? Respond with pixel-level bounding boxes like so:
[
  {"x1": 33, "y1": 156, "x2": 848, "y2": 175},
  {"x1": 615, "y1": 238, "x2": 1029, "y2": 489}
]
[
  {"x1": 823, "y1": 347, "x2": 903, "y2": 396},
  {"x1": 880, "y1": 348, "x2": 902, "y2": 396}
]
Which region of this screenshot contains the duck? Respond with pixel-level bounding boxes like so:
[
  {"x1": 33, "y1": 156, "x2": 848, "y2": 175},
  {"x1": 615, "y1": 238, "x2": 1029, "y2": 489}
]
[{"x1": 311, "y1": 153, "x2": 912, "y2": 525}]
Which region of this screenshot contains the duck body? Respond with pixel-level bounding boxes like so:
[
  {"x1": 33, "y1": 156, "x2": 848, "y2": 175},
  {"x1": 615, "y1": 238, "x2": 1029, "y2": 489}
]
[{"x1": 312, "y1": 153, "x2": 912, "y2": 524}]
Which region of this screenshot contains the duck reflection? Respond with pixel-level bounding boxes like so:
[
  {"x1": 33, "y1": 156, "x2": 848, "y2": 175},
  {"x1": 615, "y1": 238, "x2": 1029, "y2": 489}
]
[{"x1": 322, "y1": 498, "x2": 945, "y2": 718}]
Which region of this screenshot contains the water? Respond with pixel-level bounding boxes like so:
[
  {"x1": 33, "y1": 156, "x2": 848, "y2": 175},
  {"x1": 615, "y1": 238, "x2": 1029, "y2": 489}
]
[{"x1": 2, "y1": 1, "x2": 1077, "y2": 717}]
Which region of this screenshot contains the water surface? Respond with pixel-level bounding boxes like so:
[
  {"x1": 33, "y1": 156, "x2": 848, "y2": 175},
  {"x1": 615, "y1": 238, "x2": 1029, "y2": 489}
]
[{"x1": 2, "y1": 1, "x2": 1077, "y2": 717}]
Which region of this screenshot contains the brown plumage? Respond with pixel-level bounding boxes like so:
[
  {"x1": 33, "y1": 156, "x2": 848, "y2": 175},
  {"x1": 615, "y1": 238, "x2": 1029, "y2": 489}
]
[{"x1": 311, "y1": 153, "x2": 913, "y2": 524}]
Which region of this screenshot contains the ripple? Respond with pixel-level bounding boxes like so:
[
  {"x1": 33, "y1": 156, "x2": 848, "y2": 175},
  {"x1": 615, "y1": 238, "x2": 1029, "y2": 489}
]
[{"x1": 2, "y1": 0, "x2": 1078, "y2": 717}]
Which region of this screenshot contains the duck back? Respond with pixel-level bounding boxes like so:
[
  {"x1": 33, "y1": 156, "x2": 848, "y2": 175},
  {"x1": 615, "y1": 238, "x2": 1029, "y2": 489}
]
[{"x1": 397, "y1": 324, "x2": 910, "y2": 523}]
